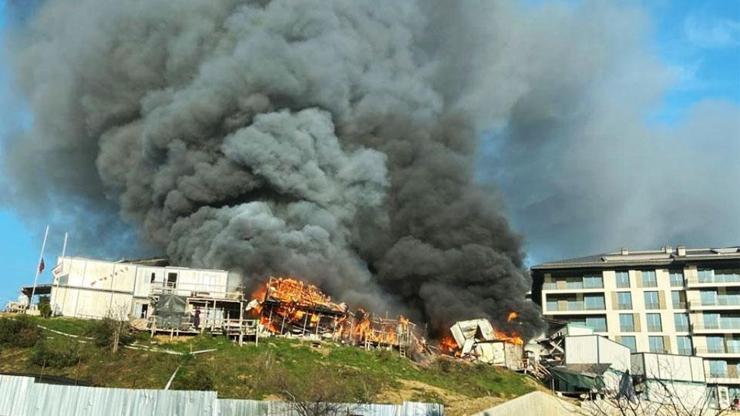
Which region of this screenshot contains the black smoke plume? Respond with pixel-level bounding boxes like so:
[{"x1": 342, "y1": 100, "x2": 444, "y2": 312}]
[{"x1": 5, "y1": 0, "x2": 662, "y2": 339}]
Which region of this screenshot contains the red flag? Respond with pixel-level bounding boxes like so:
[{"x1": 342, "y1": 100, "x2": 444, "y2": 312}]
[{"x1": 38, "y1": 258, "x2": 45, "y2": 273}]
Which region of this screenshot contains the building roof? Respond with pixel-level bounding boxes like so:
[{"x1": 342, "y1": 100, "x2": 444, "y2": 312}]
[{"x1": 532, "y1": 246, "x2": 740, "y2": 271}]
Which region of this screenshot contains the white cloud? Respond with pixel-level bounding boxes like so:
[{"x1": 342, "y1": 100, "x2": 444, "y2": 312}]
[{"x1": 684, "y1": 15, "x2": 740, "y2": 48}]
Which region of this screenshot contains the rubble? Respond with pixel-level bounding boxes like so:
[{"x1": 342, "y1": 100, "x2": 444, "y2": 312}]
[{"x1": 440, "y1": 318, "x2": 525, "y2": 371}]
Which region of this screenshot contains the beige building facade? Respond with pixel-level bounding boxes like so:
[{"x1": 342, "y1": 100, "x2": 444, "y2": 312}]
[{"x1": 531, "y1": 246, "x2": 740, "y2": 397}]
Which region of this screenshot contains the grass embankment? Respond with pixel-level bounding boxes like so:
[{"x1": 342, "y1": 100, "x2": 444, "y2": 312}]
[{"x1": 0, "y1": 316, "x2": 536, "y2": 415}]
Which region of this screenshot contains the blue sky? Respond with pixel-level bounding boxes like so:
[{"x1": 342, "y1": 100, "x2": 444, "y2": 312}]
[{"x1": 0, "y1": 0, "x2": 738, "y2": 304}]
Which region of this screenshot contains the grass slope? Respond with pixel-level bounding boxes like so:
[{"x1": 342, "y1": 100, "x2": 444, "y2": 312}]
[{"x1": 0, "y1": 316, "x2": 536, "y2": 415}]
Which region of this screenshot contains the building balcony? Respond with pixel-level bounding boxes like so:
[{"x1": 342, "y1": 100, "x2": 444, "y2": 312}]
[
  {"x1": 541, "y1": 284, "x2": 605, "y2": 294},
  {"x1": 688, "y1": 299, "x2": 740, "y2": 311},
  {"x1": 687, "y1": 277, "x2": 740, "y2": 289},
  {"x1": 707, "y1": 367, "x2": 740, "y2": 384},
  {"x1": 707, "y1": 376, "x2": 740, "y2": 385},
  {"x1": 691, "y1": 322, "x2": 740, "y2": 334},
  {"x1": 695, "y1": 346, "x2": 740, "y2": 358},
  {"x1": 544, "y1": 302, "x2": 606, "y2": 314}
]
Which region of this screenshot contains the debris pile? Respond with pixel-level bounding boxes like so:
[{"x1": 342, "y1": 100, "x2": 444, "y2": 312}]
[{"x1": 439, "y1": 318, "x2": 524, "y2": 370}]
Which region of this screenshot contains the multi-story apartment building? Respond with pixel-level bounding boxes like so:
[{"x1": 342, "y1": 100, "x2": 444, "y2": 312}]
[{"x1": 531, "y1": 245, "x2": 740, "y2": 396}]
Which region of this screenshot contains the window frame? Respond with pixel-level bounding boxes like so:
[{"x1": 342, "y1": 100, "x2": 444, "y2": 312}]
[{"x1": 646, "y1": 313, "x2": 663, "y2": 332}]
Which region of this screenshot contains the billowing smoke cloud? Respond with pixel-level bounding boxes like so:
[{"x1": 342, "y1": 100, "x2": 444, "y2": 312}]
[{"x1": 4, "y1": 0, "x2": 736, "y2": 338}]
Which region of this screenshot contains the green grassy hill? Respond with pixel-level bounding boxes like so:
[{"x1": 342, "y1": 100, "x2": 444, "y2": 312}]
[{"x1": 0, "y1": 316, "x2": 537, "y2": 416}]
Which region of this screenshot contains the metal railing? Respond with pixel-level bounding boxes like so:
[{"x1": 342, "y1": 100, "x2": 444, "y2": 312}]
[
  {"x1": 690, "y1": 272, "x2": 740, "y2": 285},
  {"x1": 700, "y1": 297, "x2": 740, "y2": 306},
  {"x1": 545, "y1": 301, "x2": 606, "y2": 312},
  {"x1": 672, "y1": 301, "x2": 687, "y2": 309},
  {"x1": 617, "y1": 303, "x2": 632, "y2": 310},
  {"x1": 644, "y1": 302, "x2": 660, "y2": 310},
  {"x1": 542, "y1": 281, "x2": 604, "y2": 290},
  {"x1": 695, "y1": 346, "x2": 740, "y2": 354},
  {"x1": 692, "y1": 321, "x2": 740, "y2": 330}
]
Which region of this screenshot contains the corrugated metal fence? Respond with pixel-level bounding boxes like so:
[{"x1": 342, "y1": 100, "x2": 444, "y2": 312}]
[{"x1": 0, "y1": 375, "x2": 443, "y2": 416}]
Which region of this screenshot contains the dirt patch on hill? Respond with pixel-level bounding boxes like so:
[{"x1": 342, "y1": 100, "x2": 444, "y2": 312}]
[{"x1": 377, "y1": 379, "x2": 510, "y2": 416}]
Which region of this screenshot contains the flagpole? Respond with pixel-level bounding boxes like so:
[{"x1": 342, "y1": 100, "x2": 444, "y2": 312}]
[
  {"x1": 28, "y1": 225, "x2": 49, "y2": 312},
  {"x1": 61, "y1": 232, "x2": 68, "y2": 259},
  {"x1": 55, "y1": 232, "x2": 69, "y2": 316}
]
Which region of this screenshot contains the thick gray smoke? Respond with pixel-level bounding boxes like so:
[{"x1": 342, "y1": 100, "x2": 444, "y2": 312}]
[{"x1": 5, "y1": 1, "x2": 736, "y2": 338}]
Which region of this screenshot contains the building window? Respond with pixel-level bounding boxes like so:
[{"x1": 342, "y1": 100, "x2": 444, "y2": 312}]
[
  {"x1": 704, "y1": 313, "x2": 720, "y2": 330},
  {"x1": 676, "y1": 336, "x2": 693, "y2": 355},
  {"x1": 701, "y1": 290, "x2": 718, "y2": 306},
  {"x1": 669, "y1": 270, "x2": 684, "y2": 287},
  {"x1": 648, "y1": 336, "x2": 665, "y2": 353},
  {"x1": 620, "y1": 314, "x2": 635, "y2": 332},
  {"x1": 616, "y1": 271, "x2": 630, "y2": 288},
  {"x1": 642, "y1": 270, "x2": 657, "y2": 287},
  {"x1": 620, "y1": 336, "x2": 637, "y2": 353},
  {"x1": 698, "y1": 268, "x2": 714, "y2": 283},
  {"x1": 707, "y1": 336, "x2": 725, "y2": 353},
  {"x1": 644, "y1": 291, "x2": 660, "y2": 310},
  {"x1": 150, "y1": 272, "x2": 156, "y2": 283},
  {"x1": 674, "y1": 313, "x2": 689, "y2": 332},
  {"x1": 617, "y1": 292, "x2": 632, "y2": 310},
  {"x1": 584, "y1": 294, "x2": 605, "y2": 310},
  {"x1": 583, "y1": 274, "x2": 603, "y2": 289},
  {"x1": 727, "y1": 337, "x2": 740, "y2": 354},
  {"x1": 585, "y1": 317, "x2": 607, "y2": 332},
  {"x1": 715, "y1": 268, "x2": 740, "y2": 283},
  {"x1": 166, "y1": 272, "x2": 178, "y2": 287},
  {"x1": 646, "y1": 313, "x2": 662, "y2": 332},
  {"x1": 709, "y1": 360, "x2": 728, "y2": 377},
  {"x1": 546, "y1": 297, "x2": 558, "y2": 312},
  {"x1": 671, "y1": 291, "x2": 685, "y2": 309}
]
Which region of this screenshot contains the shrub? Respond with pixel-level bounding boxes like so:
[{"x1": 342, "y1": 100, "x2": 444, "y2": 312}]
[
  {"x1": 0, "y1": 316, "x2": 42, "y2": 347},
  {"x1": 38, "y1": 296, "x2": 52, "y2": 318},
  {"x1": 87, "y1": 317, "x2": 135, "y2": 353},
  {"x1": 31, "y1": 338, "x2": 81, "y2": 368},
  {"x1": 175, "y1": 362, "x2": 215, "y2": 391}
]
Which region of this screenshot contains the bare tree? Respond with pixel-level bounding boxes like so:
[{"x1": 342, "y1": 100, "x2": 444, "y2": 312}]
[{"x1": 265, "y1": 363, "x2": 368, "y2": 416}]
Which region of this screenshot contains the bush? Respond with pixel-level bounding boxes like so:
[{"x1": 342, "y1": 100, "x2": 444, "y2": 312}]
[
  {"x1": 175, "y1": 362, "x2": 215, "y2": 391},
  {"x1": 38, "y1": 296, "x2": 52, "y2": 318},
  {"x1": 86, "y1": 317, "x2": 135, "y2": 352},
  {"x1": 31, "y1": 338, "x2": 81, "y2": 368},
  {"x1": 0, "y1": 316, "x2": 42, "y2": 347}
]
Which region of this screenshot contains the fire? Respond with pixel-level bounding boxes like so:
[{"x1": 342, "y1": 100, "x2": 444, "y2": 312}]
[
  {"x1": 439, "y1": 335, "x2": 459, "y2": 354},
  {"x1": 507, "y1": 311, "x2": 518, "y2": 322},
  {"x1": 248, "y1": 276, "x2": 415, "y2": 350},
  {"x1": 494, "y1": 329, "x2": 524, "y2": 345}
]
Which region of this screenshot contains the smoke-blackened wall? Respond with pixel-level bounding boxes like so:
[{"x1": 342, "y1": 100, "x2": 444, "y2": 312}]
[{"x1": 21, "y1": 0, "x2": 716, "y2": 339}]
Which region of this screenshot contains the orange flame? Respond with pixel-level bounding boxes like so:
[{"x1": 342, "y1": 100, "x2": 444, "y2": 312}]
[
  {"x1": 439, "y1": 335, "x2": 459, "y2": 354},
  {"x1": 249, "y1": 276, "x2": 413, "y2": 347},
  {"x1": 494, "y1": 329, "x2": 524, "y2": 345},
  {"x1": 507, "y1": 311, "x2": 518, "y2": 322}
]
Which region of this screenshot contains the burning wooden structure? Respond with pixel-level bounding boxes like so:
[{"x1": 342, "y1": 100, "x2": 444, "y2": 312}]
[
  {"x1": 247, "y1": 277, "x2": 418, "y2": 356},
  {"x1": 440, "y1": 318, "x2": 525, "y2": 371}
]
